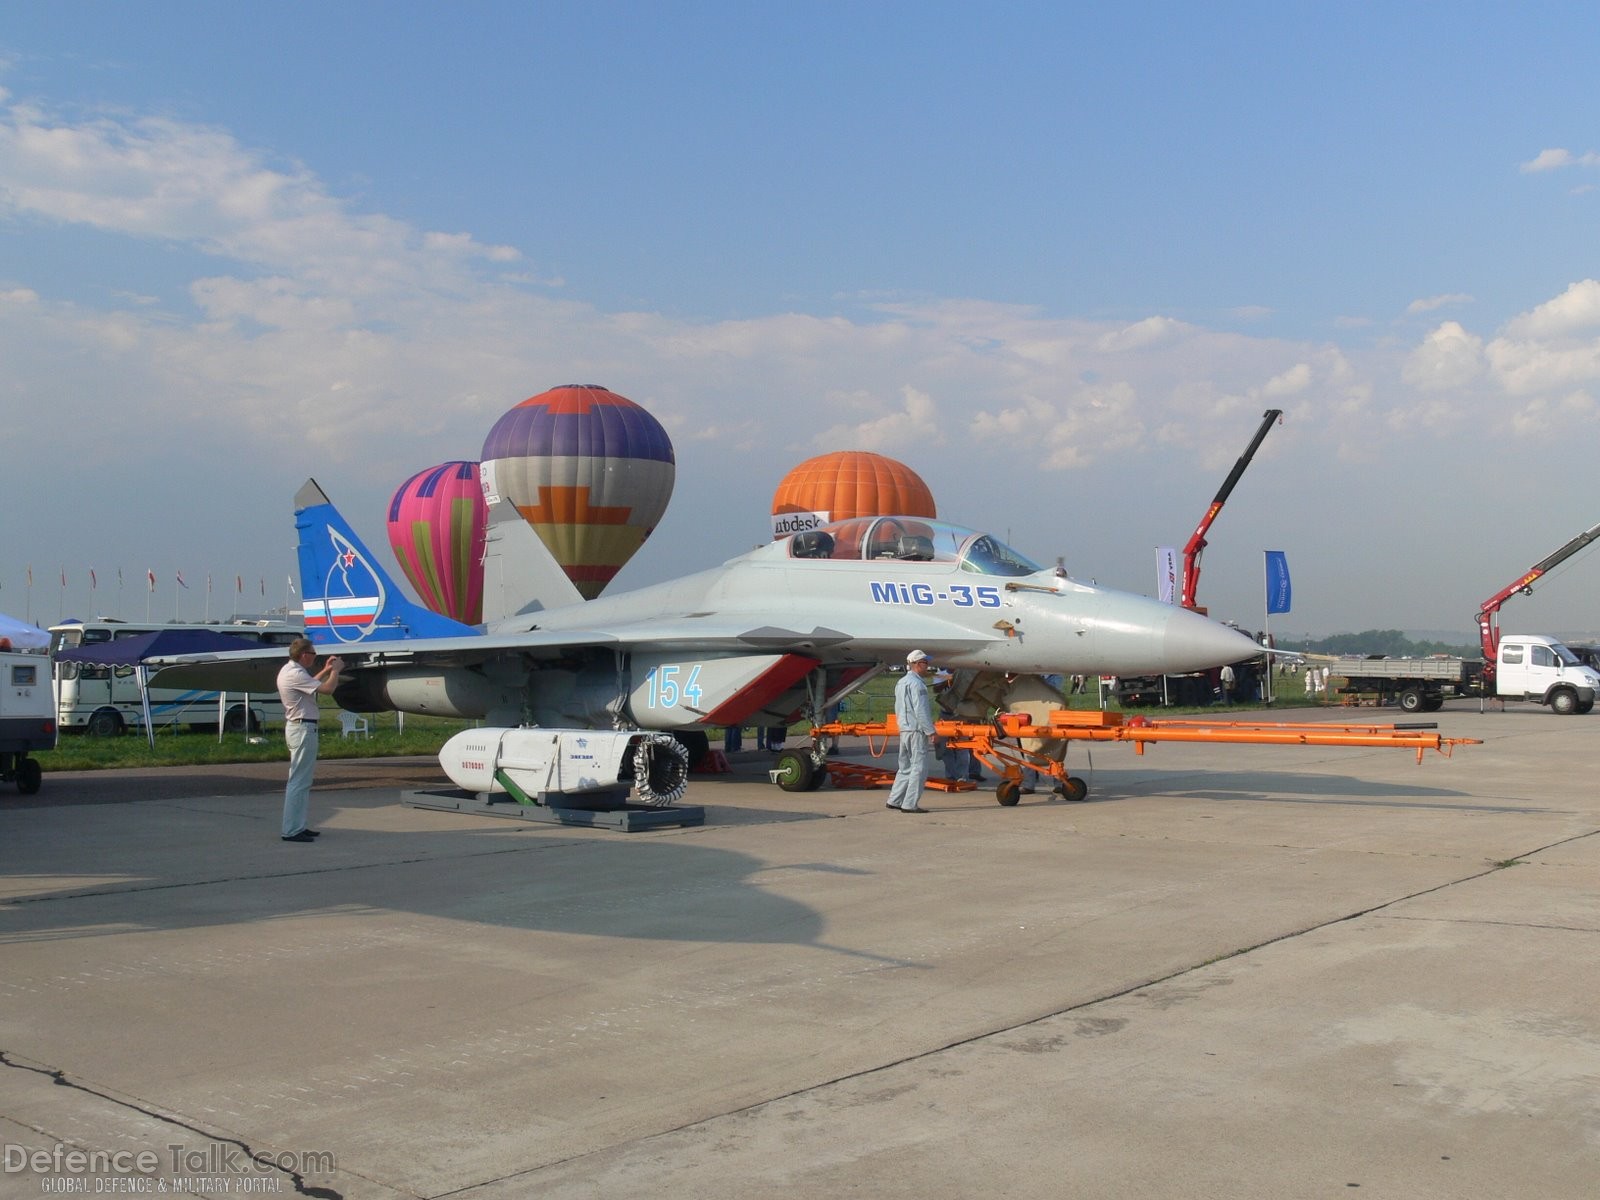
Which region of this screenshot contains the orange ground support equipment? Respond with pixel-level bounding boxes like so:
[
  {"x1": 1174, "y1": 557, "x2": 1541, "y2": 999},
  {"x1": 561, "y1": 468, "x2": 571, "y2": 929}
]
[{"x1": 772, "y1": 709, "x2": 1481, "y2": 806}]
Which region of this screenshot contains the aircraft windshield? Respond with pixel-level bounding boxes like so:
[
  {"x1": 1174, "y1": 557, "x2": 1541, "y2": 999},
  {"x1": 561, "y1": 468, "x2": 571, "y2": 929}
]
[
  {"x1": 957, "y1": 533, "x2": 1043, "y2": 577},
  {"x1": 785, "y1": 517, "x2": 1043, "y2": 576}
]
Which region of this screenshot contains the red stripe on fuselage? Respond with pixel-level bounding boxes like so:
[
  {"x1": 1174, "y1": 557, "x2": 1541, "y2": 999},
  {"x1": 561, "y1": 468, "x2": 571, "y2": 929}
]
[{"x1": 704, "y1": 654, "x2": 821, "y2": 726}]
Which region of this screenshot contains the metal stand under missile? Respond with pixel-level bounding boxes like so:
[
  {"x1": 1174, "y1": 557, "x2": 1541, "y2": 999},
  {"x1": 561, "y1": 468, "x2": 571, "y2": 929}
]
[{"x1": 403, "y1": 787, "x2": 705, "y2": 831}]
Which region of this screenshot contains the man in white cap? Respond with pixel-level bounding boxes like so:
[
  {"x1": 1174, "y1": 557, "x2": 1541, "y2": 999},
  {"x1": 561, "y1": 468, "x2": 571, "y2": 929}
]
[{"x1": 886, "y1": 649, "x2": 936, "y2": 812}]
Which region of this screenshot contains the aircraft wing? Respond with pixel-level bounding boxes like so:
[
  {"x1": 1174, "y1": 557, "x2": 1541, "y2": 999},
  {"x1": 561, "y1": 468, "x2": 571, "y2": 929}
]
[
  {"x1": 146, "y1": 646, "x2": 294, "y2": 694},
  {"x1": 145, "y1": 628, "x2": 620, "y2": 692},
  {"x1": 148, "y1": 607, "x2": 997, "y2": 692}
]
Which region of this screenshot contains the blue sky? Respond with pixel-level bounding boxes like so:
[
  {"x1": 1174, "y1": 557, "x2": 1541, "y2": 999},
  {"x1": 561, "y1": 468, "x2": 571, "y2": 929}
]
[{"x1": 4, "y1": 2, "x2": 1600, "y2": 640}]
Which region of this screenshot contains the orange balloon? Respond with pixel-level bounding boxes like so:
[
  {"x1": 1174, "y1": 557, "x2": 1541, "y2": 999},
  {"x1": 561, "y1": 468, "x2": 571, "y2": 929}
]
[{"x1": 772, "y1": 451, "x2": 936, "y2": 535}]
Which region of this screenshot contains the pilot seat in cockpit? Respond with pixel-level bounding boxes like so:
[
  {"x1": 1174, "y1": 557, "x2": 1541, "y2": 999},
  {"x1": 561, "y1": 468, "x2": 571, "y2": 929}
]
[{"x1": 791, "y1": 530, "x2": 835, "y2": 559}]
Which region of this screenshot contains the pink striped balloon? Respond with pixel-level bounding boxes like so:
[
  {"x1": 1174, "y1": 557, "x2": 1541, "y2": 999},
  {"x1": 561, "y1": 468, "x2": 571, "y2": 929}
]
[{"x1": 386, "y1": 461, "x2": 486, "y2": 624}]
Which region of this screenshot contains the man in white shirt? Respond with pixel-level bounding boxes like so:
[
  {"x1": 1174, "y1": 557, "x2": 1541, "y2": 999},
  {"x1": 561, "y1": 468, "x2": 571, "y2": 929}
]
[{"x1": 275, "y1": 638, "x2": 344, "y2": 842}]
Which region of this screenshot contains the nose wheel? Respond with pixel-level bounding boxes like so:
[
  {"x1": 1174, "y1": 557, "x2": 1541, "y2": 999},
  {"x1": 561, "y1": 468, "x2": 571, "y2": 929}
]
[{"x1": 773, "y1": 750, "x2": 821, "y2": 792}]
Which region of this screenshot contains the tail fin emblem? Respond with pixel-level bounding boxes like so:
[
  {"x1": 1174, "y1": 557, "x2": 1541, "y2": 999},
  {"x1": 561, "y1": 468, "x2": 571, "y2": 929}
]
[{"x1": 305, "y1": 528, "x2": 387, "y2": 643}]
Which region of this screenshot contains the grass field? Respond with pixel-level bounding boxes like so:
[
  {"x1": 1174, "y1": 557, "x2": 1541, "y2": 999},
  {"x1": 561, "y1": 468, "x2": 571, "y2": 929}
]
[{"x1": 37, "y1": 705, "x2": 473, "y2": 771}]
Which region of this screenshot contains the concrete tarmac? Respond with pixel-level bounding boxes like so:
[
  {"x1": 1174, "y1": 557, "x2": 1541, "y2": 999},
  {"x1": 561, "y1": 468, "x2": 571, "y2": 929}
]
[{"x1": 1, "y1": 706, "x2": 1596, "y2": 1198}]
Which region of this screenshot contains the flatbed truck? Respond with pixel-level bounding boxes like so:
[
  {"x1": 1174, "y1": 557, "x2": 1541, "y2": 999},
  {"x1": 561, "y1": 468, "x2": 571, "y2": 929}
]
[{"x1": 1331, "y1": 633, "x2": 1599, "y2": 714}]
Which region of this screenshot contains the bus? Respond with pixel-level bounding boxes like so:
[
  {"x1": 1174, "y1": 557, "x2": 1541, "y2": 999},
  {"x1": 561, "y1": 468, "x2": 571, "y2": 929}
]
[{"x1": 49, "y1": 618, "x2": 303, "y2": 736}]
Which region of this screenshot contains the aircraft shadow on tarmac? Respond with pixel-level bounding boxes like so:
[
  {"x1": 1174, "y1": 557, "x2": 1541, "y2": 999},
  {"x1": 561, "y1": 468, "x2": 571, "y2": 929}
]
[
  {"x1": 1090, "y1": 767, "x2": 1547, "y2": 812},
  {"x1": 0, "y1": 806, "x2": 916, "y2": 967}
]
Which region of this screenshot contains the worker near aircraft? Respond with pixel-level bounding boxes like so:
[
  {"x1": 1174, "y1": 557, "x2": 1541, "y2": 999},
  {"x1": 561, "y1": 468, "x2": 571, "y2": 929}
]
[
  {"x1": 276, "y1": 638, "x2": 344, "y2": 843},
  {"x1": 886, "y1": 649, "x2": 936, "y2": 813}
]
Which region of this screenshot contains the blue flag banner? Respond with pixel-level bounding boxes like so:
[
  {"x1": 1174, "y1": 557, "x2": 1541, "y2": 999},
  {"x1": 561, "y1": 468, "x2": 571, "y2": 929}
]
[{"x1": 1264, "y1": 551, "x2": 1292, "y2": 615}]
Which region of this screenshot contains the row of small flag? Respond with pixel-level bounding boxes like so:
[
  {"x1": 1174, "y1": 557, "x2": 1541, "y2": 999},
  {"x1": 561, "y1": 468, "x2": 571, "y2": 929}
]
[{"x1": 5, "y1": 570, "x2": 298, "y2": 595}]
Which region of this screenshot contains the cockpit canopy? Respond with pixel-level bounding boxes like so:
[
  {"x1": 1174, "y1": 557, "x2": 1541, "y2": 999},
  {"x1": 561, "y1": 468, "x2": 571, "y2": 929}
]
[{"x1": 784, "y1": 516, "x2": 1043, "y2": 577}]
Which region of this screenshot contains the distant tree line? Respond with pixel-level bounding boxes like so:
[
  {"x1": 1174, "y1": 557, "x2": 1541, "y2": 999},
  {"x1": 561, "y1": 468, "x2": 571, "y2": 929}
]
[{"x1": 1286, "y1": 630, "x2": 1477, "y2": 657}]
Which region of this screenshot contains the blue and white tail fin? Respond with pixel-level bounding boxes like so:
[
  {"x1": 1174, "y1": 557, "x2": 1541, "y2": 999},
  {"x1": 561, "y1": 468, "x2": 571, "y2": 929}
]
[{"x1": 294, "y1": 478, "x2": 477, "y2": 646}]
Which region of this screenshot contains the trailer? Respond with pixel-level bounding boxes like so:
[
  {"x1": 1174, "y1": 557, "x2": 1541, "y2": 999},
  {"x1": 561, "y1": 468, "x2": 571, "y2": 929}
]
[
  {"x1": 1329, "y1": 655, "x2": 1481, "y2": 712},
  {"x1": 0, "y1": 649, "x2": 55, "y2": 794},
  {"x1": 1331, "y1": 633, "x2": 1599, "y2": 714},
  {"x1": 774, "y1": 709, "x2": 1479, "y2": 804}
]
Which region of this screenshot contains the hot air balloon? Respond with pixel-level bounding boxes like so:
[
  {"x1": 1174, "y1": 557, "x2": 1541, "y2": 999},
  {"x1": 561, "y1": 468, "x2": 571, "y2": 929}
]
[
  {"x1": 386, "y1": 461, "x2": 487, "y2": 625},
  {"x1": 480, "y1": 384, "x2": 676, "y2": 600},
  {"x1": 770, "y1": 450, "x2": 936, "y2": 539}
]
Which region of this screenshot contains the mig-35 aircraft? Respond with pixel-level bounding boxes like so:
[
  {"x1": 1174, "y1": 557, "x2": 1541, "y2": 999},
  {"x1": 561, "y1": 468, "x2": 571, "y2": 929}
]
[
  {"x1": 155, "y1": 477, "x2": 1262, "y2": 735},
  {"x1": 151, "y1": 476, "x2": 1271, "y2": 805}
]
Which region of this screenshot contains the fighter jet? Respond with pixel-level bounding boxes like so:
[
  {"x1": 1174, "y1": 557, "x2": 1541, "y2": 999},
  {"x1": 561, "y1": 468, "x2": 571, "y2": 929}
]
[{"x1": 154, "y1": 478, "x2": 1262, "y2": 734}]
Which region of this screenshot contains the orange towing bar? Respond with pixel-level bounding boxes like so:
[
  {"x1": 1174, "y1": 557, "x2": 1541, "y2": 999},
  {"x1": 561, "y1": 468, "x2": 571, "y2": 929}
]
[{"x1": 790, "y1": 709, "x2": 1481, "y2": 805}]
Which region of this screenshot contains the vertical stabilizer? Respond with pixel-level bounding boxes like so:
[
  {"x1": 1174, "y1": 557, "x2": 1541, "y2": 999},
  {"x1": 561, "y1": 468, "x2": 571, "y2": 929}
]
[
  {"x1": 294, "y1": 479, "x2": 478, "y2": 645},
  {"x1": 477, "y1": 463, "x2": 585, "y2": 626}
]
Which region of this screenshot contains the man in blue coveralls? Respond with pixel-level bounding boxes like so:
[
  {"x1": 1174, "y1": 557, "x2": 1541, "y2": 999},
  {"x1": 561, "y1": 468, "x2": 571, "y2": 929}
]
[{"x1": 886, "y1": 649, "x2": 936, "y2": 813}]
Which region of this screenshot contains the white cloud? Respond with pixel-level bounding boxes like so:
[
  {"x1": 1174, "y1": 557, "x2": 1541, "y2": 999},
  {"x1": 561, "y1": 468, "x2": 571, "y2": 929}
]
[
  {"x1": 1509, "y1": 390, "x2": 1598, "y2": 436},
  {"x1": 1520, "y1": 147, "x2": 1600, "y2": 173},
  {"x1": 1485, "y1": 338, "x2": 1600, "y2": 397},
  {"x1": 813, "y1": 384, "x2": 942, "y2": 451},
  {"x1": 1480, "y1": 281, "x2": 1600, "y2": 400},
  {"x1": 1262, "y1": 363, "x2": 1312, "y2": 398},
  {"x1": 1406, "y1": 293, "x2": 1473, "y2": 315},
  {"x1": 1500, "y1": 279, "x2": 1600, "y2": 340},
  {"x1": 1403, "y1": 321, "x2": 1485, "y2": 391},
  {"x1": 0, "y1": 101, "x2": 531, "y2": 298},
  {"x1": 1095, "y1": 315, "x2": 1187, "y2": 354}
]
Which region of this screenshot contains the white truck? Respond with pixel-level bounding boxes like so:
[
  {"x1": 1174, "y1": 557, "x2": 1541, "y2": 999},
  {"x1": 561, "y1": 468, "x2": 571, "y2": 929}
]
[
  {"x1": 1331, "y1": 634, "x2": 1600, "y2": 714},
  {"x1": 0, "y1": 649, "x2": 55, "y2": 793}
]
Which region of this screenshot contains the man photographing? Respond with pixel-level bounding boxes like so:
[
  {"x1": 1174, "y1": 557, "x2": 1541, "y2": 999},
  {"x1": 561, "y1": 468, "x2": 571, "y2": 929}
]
[{"x1": 276, "y1": 637, "x2": 345, "y2": 843}]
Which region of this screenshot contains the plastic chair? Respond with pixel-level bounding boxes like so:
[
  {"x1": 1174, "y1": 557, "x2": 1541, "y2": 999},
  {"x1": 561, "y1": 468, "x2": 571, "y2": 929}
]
[{"x1": 339, "y1": 711, "x2": 370, "y2": 739}]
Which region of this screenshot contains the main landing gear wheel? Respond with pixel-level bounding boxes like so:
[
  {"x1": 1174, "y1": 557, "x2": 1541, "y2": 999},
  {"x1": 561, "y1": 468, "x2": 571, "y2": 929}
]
[
  {"x1": 996, "y1": 778, "x2": 1022, "y2": 806},
  {"x1": 773, "y1": 750, "x2": 819, "y2": 792}
]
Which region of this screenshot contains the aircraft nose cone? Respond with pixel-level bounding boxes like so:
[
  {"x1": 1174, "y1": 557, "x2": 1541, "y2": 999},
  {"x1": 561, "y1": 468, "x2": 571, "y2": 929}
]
[{"x1": 1162, "y1": 608, "x2": 1264, "y2": 673}]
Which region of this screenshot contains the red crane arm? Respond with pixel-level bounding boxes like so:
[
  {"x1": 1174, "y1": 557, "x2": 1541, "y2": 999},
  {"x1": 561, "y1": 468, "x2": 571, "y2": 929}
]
[
  {"x1": 1180, "y1": 409, "x2": 1283, "y2": 611},
  {"x1": 1476, "y1": 519, "x2": 1600, "y2": 664}
]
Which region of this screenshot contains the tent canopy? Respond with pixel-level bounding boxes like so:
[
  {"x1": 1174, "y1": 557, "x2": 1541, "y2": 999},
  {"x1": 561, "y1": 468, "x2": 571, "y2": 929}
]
[
  {"x1": 0, "y1": 612, "x2": 49, "y2": 651},
  {"x1": 54, "y1": 628, "x2": 270, "y2": 668}
]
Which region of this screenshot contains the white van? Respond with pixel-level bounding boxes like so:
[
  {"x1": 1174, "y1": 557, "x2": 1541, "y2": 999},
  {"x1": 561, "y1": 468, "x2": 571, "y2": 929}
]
[{"x1": 1494, "y1": 635, "x2": 1600, "y2": 714}]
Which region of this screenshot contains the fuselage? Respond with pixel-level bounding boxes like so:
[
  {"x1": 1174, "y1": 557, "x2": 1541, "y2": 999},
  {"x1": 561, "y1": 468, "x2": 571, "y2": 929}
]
[
  {"x1": 165, "y1": 490, "x2": 1262, "y2": 732},
  {"x1": 326, "y1": 511, "x2": 1262, "y2": 730},
  {"x1": 509, "y1": 516, "x2": 1259, "y2": 679}
]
